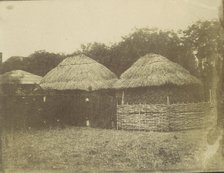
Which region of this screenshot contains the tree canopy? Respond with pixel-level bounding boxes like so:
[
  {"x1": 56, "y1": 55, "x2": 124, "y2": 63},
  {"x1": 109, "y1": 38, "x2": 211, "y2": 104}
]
[{"x1": 1, "y1": 51, "x2": 66, "y2": 76}]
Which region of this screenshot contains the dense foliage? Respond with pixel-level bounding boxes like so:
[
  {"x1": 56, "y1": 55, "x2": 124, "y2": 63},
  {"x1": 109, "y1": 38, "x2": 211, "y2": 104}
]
[
  {"x1": 75, "y1": 28, "x2": 186, "y2": 76},
  {"x1": 1, "y1": 51, "x2": 66, "y2": 76}
]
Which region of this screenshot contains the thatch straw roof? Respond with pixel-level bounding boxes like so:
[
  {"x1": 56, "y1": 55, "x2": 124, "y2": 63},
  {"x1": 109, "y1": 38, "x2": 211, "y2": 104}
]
[
  {"x1": 0, "y1": 70, "x2": 42, "y2": 85},
  {"x1": 114, "y1": 53, "x2": 202, "y2": 89},
  {"x1": 40, "y1": 54, "x2": 117, "y2": 91}
]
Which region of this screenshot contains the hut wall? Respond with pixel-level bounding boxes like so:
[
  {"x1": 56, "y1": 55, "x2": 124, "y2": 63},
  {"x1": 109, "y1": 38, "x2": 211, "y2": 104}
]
[
  {"x1": 1, "y1": 90, "x2": 117, "y2": 130},
  {"x1": 117, "y1": 85, "x2": 204, "y2": 105},
  {"x1": 42, "y1": 90, "x2": 117, "y2": 129},
  {"x1": 1, "y1": 84, "x2": 39, "y2": 96},
  {"x1": 117, "y1": 102, "x2": 215, "y2": 131},
  {"x1": 88, "y1": 91, "x2": 117, "y2": 128},
  {"x1": 1, "y1": 84, "x2": 45, "y2": 130},
  {"x1": 2, "y1": 95, "x2": 44, "y2": 131}
]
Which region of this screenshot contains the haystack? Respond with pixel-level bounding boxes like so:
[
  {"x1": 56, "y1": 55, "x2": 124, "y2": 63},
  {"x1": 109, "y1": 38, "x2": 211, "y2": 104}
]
[
  {"x1": 114, "y1": 53, "x2": 203, "y2": 104},
  {"x1": 40, "y1": 54, "x2": 117, "y2": 91}
]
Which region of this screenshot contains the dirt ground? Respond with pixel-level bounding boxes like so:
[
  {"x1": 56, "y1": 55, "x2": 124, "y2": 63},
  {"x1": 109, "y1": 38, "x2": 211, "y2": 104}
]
[{"x1": 3, "y1": 127, "x2": 224, "y2": 172}]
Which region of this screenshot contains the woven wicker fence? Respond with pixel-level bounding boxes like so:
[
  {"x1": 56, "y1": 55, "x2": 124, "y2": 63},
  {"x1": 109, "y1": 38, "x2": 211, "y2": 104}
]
[{"x1": 117, "y1": 102, "x2": 214, "y2": 131}]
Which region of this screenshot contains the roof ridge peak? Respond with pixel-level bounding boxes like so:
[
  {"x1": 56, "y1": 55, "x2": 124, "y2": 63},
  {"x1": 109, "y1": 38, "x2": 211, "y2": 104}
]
[{"x1": 59, "y1": 62, "x2": 96, "y2": 66}]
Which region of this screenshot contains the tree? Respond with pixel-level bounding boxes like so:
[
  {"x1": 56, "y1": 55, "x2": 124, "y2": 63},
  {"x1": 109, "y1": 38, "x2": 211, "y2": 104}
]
[
  {"x1": 80, "y1": 43, "x2": 112, "y2": 68},
  {"x1": 183, "y1": 20, "x2": 224, "y2": 126},
  {"x1": 1, "y1": 56, "x2": 29, "y2": 74},
  {"x1": 77, "y1": 28, "x2": 185, "y2": 76},
  {"x1": 183, "y1": 20, "x2": 224, "y2": 96},
  {"x1": 27, "y1": 50, "x2": 66, "y2": 76},
  {"x1": 1, "y1": 50, "x2": 66, "y2": 76}
]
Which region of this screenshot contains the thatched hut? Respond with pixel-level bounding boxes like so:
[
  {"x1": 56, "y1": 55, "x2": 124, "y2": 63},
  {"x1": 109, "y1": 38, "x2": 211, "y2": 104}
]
[
  {"x1": 0, "y1": 70, "x2": 42, "y2": 95},
  {"x1": 114, "y1": 53, "x2": 203, "y2": 104},
  {"x1": 40, "y1": 54, "x2": 118, "y2": 128},
  {"x1": 0, "y1": 70, "x2": 43, "y2": 130},
  {"x1": 114, "y1": 54, "x2": 210, "y2": 132}
]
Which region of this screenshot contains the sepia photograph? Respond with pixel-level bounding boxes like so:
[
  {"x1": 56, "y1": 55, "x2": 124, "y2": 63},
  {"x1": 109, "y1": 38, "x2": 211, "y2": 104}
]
[{"x1": 0, "y1": 0, "x2": 224, "y2": 172}]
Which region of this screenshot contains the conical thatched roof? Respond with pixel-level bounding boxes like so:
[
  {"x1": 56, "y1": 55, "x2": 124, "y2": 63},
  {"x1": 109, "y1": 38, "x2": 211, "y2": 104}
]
[
  {"x1": 40, "y1": 54, "x2": 117, "y2": 91},
  {"x1": 0, "y1": 70, "x2": 42, "y2": 85},
  {"x1": 114, "y1": 54, "x2": 202, "y2": 89}
]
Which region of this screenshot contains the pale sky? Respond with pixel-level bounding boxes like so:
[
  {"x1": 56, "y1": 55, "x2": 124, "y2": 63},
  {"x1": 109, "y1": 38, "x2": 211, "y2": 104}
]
[{"x1": 0, "y1": 0, "x2": 220, "y2": 61}]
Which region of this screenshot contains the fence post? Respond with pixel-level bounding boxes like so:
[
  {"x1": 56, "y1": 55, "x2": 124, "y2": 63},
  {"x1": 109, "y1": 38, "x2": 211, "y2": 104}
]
[
  {"x1": 116, "y1": 103, "x2": 119, "y2": 130},
  {"x1": 138, "y1": 106, "x2": 141, "y2": 131},
  {"x1": 209, "y1": 89, "x2": 212, "y2": 104},
  {"x1": 121, "y1": 90, "x2": 125, "y2": 105},
  {"x1": 166, "y1": 96, "x2": 170, "y2": 105}
]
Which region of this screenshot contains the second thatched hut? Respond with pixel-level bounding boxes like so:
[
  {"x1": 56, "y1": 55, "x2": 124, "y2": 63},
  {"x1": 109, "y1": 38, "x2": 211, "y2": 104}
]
[
  {"x1": 40, "y1": 54, "x2": 118, "y2": 128},
  {"x1": 114, "y1": 53, "x2": 203, "y2": 105},
  {"x1": 114, "y1": 54, "x2": 212, "y2": 131}
]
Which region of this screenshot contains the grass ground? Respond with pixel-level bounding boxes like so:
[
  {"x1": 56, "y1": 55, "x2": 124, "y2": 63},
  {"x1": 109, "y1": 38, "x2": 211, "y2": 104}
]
[{"x1": 3, "y1": 127, "x2": 224, "y2": 172}]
